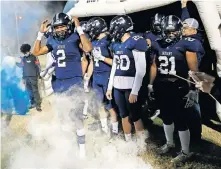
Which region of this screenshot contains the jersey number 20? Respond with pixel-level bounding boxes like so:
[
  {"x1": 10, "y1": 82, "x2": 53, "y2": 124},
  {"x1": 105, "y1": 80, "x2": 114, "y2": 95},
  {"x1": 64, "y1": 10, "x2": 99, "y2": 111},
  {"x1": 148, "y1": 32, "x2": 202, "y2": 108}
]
[
  {"x1": 159, "y1": 56, "x2": 176, "y2": 75},
  {"x1": 57, "y1": 49, "x2": 66, "y2": 67},
  {"x1": 115, "y1": 55, "x2": 130, "y2": 71}
]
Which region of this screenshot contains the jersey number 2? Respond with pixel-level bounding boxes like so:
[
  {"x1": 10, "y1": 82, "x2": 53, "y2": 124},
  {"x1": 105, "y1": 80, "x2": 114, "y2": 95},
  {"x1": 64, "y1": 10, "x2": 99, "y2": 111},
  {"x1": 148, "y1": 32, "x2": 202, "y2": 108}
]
[
  {"x1": 57, "y1": 49, "x2": 66, "y2": 67},
  {"x1": 159, "y1": 56, "x2": 176, "y2": 75}
]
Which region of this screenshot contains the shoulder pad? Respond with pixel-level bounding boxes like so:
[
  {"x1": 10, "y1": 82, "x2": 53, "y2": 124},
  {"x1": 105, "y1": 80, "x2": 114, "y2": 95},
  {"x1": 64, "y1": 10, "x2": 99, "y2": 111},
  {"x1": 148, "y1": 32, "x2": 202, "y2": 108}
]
[
  {"x1": 183, "y1": 37, "x2": 196, "y2": 42},
  {"x1": 131, "y1": 35, "x2": 144, "y2": 41},
  {"x1": 130, "y1": 36, "x2": 148, "y2": 52}
]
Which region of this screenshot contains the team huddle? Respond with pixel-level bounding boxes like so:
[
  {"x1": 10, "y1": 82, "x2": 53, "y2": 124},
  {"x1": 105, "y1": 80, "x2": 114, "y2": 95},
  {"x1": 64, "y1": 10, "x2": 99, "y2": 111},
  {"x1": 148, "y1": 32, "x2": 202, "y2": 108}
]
[{"x1": 32, "y1": 11, "x2": 204, "y2": 164}]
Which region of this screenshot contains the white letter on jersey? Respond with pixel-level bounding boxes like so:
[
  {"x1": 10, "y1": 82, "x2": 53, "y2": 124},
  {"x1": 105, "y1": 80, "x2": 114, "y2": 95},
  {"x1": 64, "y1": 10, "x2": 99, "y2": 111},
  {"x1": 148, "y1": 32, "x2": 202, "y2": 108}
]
[
  {"x1": 159, "y1": 56, "x2": 176, "y2": 75},
  {"x1": 57, "y1": 49, "x2": 66, "y2": 67}
]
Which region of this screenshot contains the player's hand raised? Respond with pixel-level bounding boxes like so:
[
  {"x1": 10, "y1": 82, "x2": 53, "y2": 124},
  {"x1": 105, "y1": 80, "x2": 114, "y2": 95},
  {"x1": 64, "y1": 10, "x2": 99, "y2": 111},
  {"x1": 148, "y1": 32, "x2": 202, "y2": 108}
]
[
  {"x1": 72, "y1": 16, "x2": 80, "y2": 27},
  {"x1": 106, "y1": 90, "x2": 112, "y2": 100},
  {"x1": 40, "y1": 19, "x2": 50, "y2": 33},
  {"x1": 129, "y1": 94, "x2": 137, "y2": 103},
  {"x1": 181, "y1": 0, "x2": 189, "y2": 8}
]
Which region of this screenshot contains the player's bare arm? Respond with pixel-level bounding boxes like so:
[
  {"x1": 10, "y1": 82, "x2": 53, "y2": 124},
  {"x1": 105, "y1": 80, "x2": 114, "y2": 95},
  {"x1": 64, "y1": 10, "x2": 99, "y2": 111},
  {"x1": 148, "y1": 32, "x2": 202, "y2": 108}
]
[
  {"x1": 87, "y1": 57, "x2": 94, "y2": 78},
  {"x1": 186, "y1": 51, "x2": 198, "y2": 72},
  {"x1": 81, "y1": 53, "x2": 89, "y2": 76},
  {"x1": 103, "y1": 57, "x2": 113, "y2": 66},
  {"x1": 181, "y1": 0, "x2": 188, "y2": 8},
  {"x1": 73, "y1": 16, "x2": 92, "y2": 53},
  {"x1": 149, "y1": 56, "x2": 157, "y2": 85},
  {"x1": 146, "y1": 39, "x2": 151, "y2": 47},
  {"x1": 33, "y1": 20, "x2": 50, "y2": 56}
]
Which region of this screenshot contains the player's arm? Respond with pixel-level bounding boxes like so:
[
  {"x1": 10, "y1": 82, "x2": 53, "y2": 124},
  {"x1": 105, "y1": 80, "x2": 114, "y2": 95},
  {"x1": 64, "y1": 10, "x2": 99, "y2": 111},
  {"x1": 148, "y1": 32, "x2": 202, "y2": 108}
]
[
  {"x1": 33, "y1": 20, "x2": 51, "y2": 56},
  {"x1": 146, "y1": 39, "x2": 151, "y2": 48},
  {"x1": 131, "y1": 50, "x2": 146, "y2": 95},
  {"x1": 87, "y1": 57, "x2": 94, "y2": 78},
  {"x1": 32, "y1": 37, "x2": 51, "y2": 56},
  {"x1": 106, "y1": 55, "x2": 117, "y2": 100},
  {"x1": 186, "y1": 51, "x2": 198, "y2": 72},
  {"x1": 72, "y1": 17, "x2": 92, "y2": 53},
  {"x1": 149, "y1": 55, "x2": 157, "y2": 85},
  {"x1": 181, "y1": 0, "x2": 190, "y2": 21},
  {"x1": 103, "y1": 57, "x2": 113, "y2": 66},
  {"x1": 81, "y1": 53, "x2": 89, "y2": 76}
]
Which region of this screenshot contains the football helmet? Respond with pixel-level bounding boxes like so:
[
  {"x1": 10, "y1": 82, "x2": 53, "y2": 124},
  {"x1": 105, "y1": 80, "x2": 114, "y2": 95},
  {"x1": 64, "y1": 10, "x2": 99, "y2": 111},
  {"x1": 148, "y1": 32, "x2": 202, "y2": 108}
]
[
  {"x1": 51, "y1": 13, "x2": 73, "y2": 41},
  {"x1": 109, "y1": 15, "x2": 133, "y2": 41},
  {"x1": 86, "y1": 17, "x2": 108, "y2": 40},
  {"x1": 80, "y1": 21, "x2": 88, "y2": 32},
  {"x1": 161, "y1": 15, "x2": 182, "y2": 44},
  {"x1": 151, "y1": 13, "x2": 165, "y2": 34}
]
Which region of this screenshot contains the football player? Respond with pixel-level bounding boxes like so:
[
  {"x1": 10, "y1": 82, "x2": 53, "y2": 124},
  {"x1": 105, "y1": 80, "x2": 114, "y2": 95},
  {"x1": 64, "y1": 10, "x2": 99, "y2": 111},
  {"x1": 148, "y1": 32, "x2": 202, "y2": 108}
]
[
  {"x1": 143, "y1": 13, "x2": 165, "y2": 121},
  {"x1": 148, "y1": 15, "x2": 199, "y2": 163},
  {"x1": 86, "y1": 17, "x2": 118, "y2": 135},
  {"x1": 106, "y1": 15, "x2": 148, "y2": 141},
  {"x1": 144, "y1": 13, "x2": 165, "y2": 42},
  {"x1": 32, "y1": 13, "x2": 92, "y2": 157}
]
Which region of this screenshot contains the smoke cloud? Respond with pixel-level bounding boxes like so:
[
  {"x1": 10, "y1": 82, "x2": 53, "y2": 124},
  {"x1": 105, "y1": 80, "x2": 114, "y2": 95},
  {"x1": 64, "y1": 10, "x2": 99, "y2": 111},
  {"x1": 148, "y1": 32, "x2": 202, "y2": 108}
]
[{"x1": 2, "y1": 86, "x2": 152, "y2": 169}]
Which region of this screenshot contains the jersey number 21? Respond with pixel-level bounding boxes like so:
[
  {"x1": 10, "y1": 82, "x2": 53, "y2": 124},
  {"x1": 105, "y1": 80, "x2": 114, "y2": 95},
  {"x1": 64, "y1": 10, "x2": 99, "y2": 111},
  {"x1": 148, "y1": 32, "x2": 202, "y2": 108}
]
[{"x1": 159, "y1": 56, "x2": 176, "y2": 75}]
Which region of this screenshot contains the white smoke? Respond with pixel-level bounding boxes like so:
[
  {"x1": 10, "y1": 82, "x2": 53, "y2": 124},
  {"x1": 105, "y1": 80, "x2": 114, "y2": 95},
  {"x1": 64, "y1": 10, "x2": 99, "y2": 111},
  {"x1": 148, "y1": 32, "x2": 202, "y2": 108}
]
[
  {"x1": 2, "y1": 86, "x2": 152, "y2": 169},
  {"x1": 1, "y1": 1, "x2": 63, "y2": 56}
]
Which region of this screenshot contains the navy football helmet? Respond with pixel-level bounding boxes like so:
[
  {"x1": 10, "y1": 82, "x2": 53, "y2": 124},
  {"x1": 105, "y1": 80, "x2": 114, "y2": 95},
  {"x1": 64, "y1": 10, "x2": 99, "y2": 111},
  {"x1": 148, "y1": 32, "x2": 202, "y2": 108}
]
[
  {"x1": 161, "y1": 15, "x2": 182, "y2": 44},
  {"x1": 151, "y1": 13, "x2": 165, "y2": 34},
  {"x1": 86, "y1": 17, "x2": 108, "y2": 40},
  {"x1": 109, "y1": 15, "x2": 133, "y2": 41},
  {"x1": 51, "y1": 13, "x2": 73, "y2": 41}
]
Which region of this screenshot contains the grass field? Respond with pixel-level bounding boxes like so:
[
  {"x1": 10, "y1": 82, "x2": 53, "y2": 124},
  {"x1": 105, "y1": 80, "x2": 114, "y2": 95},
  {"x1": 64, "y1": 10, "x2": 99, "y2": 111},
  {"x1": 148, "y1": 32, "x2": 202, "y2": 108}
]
[{"x1": 1, "y1": 56, "x2": 221, "y2": 169}]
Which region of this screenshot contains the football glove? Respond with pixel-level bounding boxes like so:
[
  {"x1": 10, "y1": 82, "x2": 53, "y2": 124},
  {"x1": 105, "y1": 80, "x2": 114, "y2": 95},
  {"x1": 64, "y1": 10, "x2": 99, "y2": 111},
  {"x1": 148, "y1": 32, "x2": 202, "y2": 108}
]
[
  {"x1": 184, "y1": 90, "x2": 199, "y2": 108},
  {"x1": 148, "y1": 84, "x2": 155, "y2": 101},
  {"x1": 92, "y1": 47, "x2": 105, "y2": 61}
]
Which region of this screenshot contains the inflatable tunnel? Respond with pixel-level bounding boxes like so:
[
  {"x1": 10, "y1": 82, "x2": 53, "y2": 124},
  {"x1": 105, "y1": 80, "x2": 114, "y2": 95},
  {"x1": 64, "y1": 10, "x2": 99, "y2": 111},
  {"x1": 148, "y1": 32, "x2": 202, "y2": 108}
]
[{"x1": 65, "y1": 0, "x2": 221, "y2": 75}]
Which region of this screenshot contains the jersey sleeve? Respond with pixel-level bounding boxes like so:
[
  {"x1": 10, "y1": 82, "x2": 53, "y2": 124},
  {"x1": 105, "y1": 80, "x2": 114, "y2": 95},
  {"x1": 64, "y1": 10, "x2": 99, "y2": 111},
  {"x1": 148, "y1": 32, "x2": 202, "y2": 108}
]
[
  {"x1": 181, "y1": 7, "x2": 190, "y2": 21},
  {"x1": 183, "y1": 38, "x2": 203, "y2": 53},
  {"x1": 131, "y1": 35, "x2": 148, "y2": 52},
  {"x1": 131, "y1": 50, "x2": 146, "y2": 95},
  {"x1": 143, "y1": 31, "x2": 150, "y2": 39},
  {"x1": 109, "y1": 42, "x2": 115, "y2": 52}
]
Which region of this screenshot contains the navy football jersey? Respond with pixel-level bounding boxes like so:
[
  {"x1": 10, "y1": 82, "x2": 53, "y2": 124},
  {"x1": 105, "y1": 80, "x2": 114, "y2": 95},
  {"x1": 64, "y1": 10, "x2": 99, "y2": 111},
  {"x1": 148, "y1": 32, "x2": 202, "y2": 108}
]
[
  {"x1": 47, "y1": 33, "x2": 82, "y2": 79},
  {"x1": 92, "y1": 36, "x2": 112, "y2": 73},
  {"x1": 152, "y1": 38, "x2": 202, "y2": 79},
  {"x1": 110, "y1": 34, "x2": 148, "y2": 77}
]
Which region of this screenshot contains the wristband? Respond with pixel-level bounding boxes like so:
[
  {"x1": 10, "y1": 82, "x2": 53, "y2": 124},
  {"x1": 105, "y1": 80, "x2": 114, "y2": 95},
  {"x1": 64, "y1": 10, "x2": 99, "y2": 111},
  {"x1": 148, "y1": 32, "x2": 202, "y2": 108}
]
[
  {"x1": 148, "y1": 84, "x2": 153, "y2": 89},
  {"x1": 37, "y1": 32, "x2": 44, "y2": 41},
  {"x1": 76, "y1": 26, "x2": 84, "y2": 36},
  {"x1": 100, "y1": 56, "x2": 105, "y2": 61}
]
